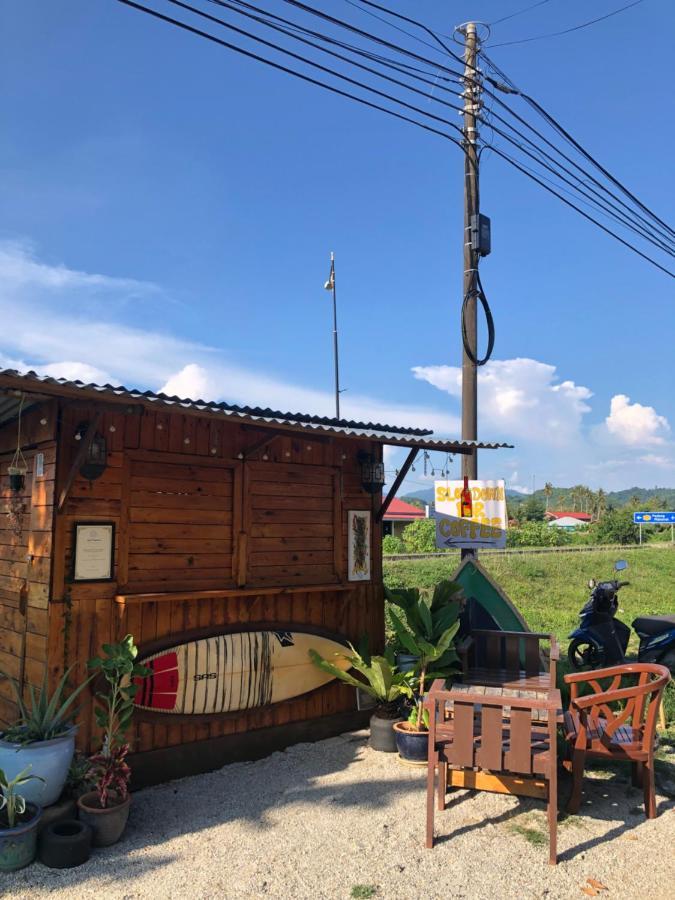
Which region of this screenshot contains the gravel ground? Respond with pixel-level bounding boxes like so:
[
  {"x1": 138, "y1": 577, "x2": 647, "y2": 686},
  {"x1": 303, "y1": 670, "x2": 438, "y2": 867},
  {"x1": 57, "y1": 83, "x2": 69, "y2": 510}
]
[{"x1": 5, "y1": 732, "x2": 674, "y2": 900}]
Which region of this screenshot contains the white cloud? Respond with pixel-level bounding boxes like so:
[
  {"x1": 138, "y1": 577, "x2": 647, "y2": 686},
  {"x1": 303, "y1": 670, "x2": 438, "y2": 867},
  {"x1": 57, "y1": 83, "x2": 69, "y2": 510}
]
[
  {"x1": 0, "y1": 242, "x2": 460, "y2": 436},
  {"x1": 0, "y1": 239, "x2": 158, "y2": 297},
  {"x1": 412, "y1": 358, "x2": 593, "y2": 445},
  {"x1": 604, "y1": 394, "x2": 670, "y2": 446}
]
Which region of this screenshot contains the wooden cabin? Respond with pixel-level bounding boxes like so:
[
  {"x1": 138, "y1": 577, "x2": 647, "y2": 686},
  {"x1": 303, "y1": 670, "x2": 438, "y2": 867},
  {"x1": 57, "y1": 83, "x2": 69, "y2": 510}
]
[{"x1": 0, "y1": 369, "x2": 507, "y2": 785}]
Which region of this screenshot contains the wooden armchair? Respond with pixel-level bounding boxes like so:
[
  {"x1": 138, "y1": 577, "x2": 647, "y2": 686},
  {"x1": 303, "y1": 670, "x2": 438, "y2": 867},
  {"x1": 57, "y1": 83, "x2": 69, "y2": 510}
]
[
  {"x1": 459, "y1": 629, "x2": 559, "y2": 692},
  {"x1": 564, "y1": 663, "x2": 671, "y2": 819},
  {"x1": 426, "y1": 681, "x2": 560, "y2": 865}
]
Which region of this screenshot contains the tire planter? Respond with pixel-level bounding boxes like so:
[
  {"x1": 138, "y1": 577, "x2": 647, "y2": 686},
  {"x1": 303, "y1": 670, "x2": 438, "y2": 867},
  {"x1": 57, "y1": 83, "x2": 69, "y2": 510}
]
[
  {"x1": 369, "y1": 713, "x2": 403, "y2": 752},
  {"x1": 0, "y1": 726, "x2": 77, "y2": 807},
  {"x1": 393, "y1": 721, "x2": 429, "y2": 763},
  {"x1": 0, "y1": 802, "x2": 42, "y2": 873},
  {"x1": 39, "y1": 819, "x2": 92, "y2": 869},
  {"x1": 77, "y1": 792, "x2": 131, "y2": 847}
]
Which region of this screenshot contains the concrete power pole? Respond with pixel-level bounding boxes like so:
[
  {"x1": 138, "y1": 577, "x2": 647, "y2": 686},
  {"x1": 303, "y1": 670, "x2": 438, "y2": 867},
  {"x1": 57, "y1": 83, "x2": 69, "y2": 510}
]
[{"x1": 461, "y1": 23, "x2": 481, "y2": 482}]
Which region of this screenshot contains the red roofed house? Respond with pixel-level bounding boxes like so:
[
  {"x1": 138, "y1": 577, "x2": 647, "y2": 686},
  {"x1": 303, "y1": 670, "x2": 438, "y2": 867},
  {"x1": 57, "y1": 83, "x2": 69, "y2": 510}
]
[
  {"x1": 383, "y1": 497, "x2": 428, "y2": 538},
  {"x1": 546, "y1": 510, "x2": 591, "y2": 530}
]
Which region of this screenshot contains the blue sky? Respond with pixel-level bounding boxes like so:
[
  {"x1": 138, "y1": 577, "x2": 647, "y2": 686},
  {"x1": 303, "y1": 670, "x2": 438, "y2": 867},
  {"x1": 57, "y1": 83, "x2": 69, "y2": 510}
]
[{"x1": 2, "y1": 1, "x2": 673, "y2": 494}]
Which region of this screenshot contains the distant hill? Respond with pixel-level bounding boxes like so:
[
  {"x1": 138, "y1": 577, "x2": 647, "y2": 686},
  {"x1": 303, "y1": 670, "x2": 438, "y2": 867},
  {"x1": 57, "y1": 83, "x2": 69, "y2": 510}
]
[{"x1": 402, "y1": 485, "x2": 675, "y2": 511}]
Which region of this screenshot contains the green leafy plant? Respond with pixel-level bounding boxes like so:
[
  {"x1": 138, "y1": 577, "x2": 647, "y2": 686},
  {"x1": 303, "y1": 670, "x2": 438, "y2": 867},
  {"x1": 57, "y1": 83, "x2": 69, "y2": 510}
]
[
  {"x1": 87, "y1": 635, "x2": 149, "y2": 807},
  {"x1": 0, "y1": 766, "x2": 44, "y2": 828},
  {"x1": 1, "y1": 665, "x2": 94, "y2": 745},
  {"x1": 88, "y1": 635, "x2": 149, "y2": 756},
  {"x1": 63, "y1": 751, "x2": 94, "y2": 800},
  {"x1": 385, "y1": 581, "x2": 462, "y2": 730},
  {"x1": 351, "y1": 886, "x2": 377, "y2": 899},
  {"x1": 310, "y1": 640, "x2": 413, "y2": 718}
]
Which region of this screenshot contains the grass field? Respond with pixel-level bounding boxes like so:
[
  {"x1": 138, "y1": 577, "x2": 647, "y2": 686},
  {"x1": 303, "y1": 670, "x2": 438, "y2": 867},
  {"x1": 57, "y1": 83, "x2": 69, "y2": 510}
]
[{"x1": 384, "y1": 546, "x2": 675, "y2": 724}]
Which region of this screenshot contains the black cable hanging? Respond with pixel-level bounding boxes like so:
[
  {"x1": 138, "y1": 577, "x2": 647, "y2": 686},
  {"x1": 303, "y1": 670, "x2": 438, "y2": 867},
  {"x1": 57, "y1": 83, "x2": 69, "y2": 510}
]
[{"x1": 462, "y1": 268, "x2": 495, "y2": 366}]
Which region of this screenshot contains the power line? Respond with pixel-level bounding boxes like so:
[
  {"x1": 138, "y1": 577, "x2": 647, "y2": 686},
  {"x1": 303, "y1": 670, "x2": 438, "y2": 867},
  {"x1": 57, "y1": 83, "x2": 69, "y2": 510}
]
[
  {"x1": 115, "y1": 0, "x2": 675, "y2": 278},
  {"x1": 115, "y1": 0, "x2": 464, "y2": 144},
  {"x1": 160, "y1": 0, "x2": 470, "y2": 143},
  {"x1": 489, "y1": 145, "x2": 674, "y2": 279},
  {"x1": 490, "y1": 0, "x2": 647, "y2": 48},
  {"x1": 490, "y1": 1, "x2": 556, "y2": 27},
  {"x1": 347, "y1": 0, "x2": 675, "y2": 242}
]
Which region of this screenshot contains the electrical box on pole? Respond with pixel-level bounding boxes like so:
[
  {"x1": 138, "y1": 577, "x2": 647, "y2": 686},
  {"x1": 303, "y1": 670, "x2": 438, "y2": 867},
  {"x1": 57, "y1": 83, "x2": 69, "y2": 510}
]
[{"x1": 470, "y1": 213, "x2": 491, "y2": 256}]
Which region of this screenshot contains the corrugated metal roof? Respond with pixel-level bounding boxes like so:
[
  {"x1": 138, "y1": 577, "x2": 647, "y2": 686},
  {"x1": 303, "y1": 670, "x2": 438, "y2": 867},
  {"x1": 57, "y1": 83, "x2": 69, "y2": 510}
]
[{"x1": 0, "y1": 368, "x2": 513, "y2": 451}]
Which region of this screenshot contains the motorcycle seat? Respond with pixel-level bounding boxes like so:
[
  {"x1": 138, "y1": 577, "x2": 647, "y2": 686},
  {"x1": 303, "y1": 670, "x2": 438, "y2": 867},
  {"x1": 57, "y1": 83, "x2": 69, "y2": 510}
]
[{"x1": 632, "y1": 614, "x2": 675, "y2": 636}]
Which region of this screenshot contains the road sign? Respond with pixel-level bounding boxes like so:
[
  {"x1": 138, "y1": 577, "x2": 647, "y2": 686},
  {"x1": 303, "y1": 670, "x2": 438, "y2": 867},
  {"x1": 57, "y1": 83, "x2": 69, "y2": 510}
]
[{"x1": 633, "y1": 511, "x2": 675, "y2": 524}]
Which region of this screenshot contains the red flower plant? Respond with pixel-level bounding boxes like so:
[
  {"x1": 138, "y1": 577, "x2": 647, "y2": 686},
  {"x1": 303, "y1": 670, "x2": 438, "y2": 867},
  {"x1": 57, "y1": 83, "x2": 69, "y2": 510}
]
[{"x1": 88, "y1": 743, "x2": 131, "y2": 808}]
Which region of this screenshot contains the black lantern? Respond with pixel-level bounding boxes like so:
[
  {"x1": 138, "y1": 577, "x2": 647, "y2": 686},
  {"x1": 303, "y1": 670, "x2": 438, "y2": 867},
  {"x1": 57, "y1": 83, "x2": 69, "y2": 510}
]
[
  {"x1": 76, "y1": 423, "x2": 107, "y2": 481},
  {"x1": 358, "y1": 450, "x2": 385, "y2": 494}
]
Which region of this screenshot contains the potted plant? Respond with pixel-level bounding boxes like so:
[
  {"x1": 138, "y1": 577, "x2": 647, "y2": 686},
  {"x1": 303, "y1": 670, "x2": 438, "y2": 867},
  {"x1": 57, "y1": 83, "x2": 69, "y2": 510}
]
[
  {"x1": 77, "y1": 635, "x2": 148, "y2": 847},
  {"x1": 385, "y1": 580, "x2": 464, "y2": 673},
  {"x1": 310, "y1": 641, "x2": 414, "y2": 752},
  {"x1": 0, "y1": 766, "x2": 44, "y2": 872},
  {"x1": 388, "y1": 589, "x2": 462, "y2": 762},
  {"x1": 0, "y1": 666, "x2": 94, "y2": 807}
]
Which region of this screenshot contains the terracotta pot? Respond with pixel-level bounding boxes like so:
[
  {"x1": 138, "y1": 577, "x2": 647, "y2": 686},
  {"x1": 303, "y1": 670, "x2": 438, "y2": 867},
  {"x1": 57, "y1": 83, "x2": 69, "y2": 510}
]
[
  {"x1": 0, "y1": 802, "x2": 42, "y2": 872},
  {"x1": 77, "y1": 792, "x2": 130, "y2": 847},
  {"x1": 393, "y1": 721, "x2": 429, "y2": 762}
]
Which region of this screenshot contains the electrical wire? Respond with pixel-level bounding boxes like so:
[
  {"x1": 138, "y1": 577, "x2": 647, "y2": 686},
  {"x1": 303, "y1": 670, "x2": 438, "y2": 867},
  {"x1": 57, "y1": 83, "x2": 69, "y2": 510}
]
[
  {"x1": 490, "y1": 1, "x2": 556, "y2": 27},
  {"x1": 347, "y1": 1, "x2": 675, "y2": 244},
  {"x1": 490, "y1": 0, "x2": 646, "y2": 48},
  {"x1": 462, "y1": 270, "x2": 495, "y2": 367},
  {"x1": 134, "y1": 0, "x2": 472, "y2": 148},
  {"x1": 115, "y1": 0, "x2": 675, "y2": 278}
]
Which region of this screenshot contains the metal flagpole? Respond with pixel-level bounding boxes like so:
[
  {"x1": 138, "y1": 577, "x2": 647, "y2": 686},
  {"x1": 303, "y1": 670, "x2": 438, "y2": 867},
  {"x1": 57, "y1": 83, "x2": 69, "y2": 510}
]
[{"x1": 324, "y1": 252, "x2": 341, "y2": 419}]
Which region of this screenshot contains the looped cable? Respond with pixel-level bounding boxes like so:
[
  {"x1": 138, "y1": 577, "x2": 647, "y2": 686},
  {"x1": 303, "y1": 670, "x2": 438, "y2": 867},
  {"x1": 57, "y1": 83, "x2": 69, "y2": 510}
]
[{"x1": 461, "y1": 269, "x2": 495, "y2": 366}]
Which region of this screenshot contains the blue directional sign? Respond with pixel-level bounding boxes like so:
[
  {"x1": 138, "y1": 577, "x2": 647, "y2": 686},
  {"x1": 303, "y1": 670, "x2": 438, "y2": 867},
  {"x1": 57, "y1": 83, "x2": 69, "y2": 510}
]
[{"x1": 633, "y1": 511, "x2": 675, "y2": 524}]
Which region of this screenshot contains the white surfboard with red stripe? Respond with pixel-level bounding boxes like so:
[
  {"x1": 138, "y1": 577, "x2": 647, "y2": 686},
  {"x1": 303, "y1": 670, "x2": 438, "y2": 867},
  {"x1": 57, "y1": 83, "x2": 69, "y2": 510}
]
[{"x1": 134, "y1": 631, "x2": 350, "y2": 715}]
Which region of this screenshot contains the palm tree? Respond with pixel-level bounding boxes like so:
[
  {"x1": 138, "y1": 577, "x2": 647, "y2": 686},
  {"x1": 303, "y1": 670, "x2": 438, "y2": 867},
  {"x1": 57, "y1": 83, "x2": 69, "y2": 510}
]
[
  {"x1": 543, "y1": 482, "x2": 553, "y2": 512},
  {"x1": 596, "y1": 488, "x2": 607, "y2": 521}
]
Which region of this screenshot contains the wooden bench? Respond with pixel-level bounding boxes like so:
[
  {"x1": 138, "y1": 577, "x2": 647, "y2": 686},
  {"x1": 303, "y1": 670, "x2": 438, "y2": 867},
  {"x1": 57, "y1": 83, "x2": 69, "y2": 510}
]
[{"x1": 459, "y1": 629, "x2": 559, "y2": 693}]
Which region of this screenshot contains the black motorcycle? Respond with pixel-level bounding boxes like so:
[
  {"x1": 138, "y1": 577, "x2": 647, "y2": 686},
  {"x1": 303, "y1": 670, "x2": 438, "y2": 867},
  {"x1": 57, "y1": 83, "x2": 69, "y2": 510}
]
[{"x1": 568, "y1": 560, "x2": 675, "y2": 670}]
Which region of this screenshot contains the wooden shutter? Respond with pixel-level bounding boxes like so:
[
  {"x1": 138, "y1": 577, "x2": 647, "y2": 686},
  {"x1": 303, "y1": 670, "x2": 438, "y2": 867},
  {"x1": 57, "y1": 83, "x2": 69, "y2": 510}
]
[
  {"x1": 124, "y1": 455, "x2": 235, "y2": 592},
  {"x1": 245, "y1": 461, "x2": 341, "y2": 586}
]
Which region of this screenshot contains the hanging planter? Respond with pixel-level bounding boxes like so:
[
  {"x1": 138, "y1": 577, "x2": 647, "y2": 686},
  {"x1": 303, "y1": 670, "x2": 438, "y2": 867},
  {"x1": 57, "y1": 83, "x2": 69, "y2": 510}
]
[{"x1": 8, "y1": 394, "x2": 28, "y2": 494}]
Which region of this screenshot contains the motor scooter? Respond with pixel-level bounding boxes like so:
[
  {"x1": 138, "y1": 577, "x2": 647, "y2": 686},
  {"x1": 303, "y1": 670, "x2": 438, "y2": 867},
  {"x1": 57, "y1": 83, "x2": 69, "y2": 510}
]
[{"x1": 567, "y1": 560, "x2": 675, "y2": 670}]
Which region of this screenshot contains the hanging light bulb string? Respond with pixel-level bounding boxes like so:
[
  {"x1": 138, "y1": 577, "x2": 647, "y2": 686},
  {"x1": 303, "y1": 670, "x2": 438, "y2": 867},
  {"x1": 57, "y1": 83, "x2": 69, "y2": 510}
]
[{"x1": 10, "y1": 394, "x2": 28, "y2": 475}]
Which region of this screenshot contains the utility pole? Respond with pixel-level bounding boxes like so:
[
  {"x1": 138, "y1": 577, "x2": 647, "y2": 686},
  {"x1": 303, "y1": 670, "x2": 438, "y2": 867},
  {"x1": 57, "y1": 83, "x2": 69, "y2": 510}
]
[
  {"x1": 324, "y1": 251, "x2": 341, "y2": 419},
  {"x1": 460, "y1": 23, "x2": 482, "y2": 558}
]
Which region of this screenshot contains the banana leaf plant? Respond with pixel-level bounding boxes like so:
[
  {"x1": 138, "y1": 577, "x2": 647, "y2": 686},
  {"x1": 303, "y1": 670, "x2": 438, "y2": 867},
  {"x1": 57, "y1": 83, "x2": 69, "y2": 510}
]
[
  {"x1": 310, "y1": 640, "x2": 414, "y2": 718},
  {"x1": 385, "y1": 580, "x2": 463, "y2": 674},
  {"x1": 386, "y1": 581, "x2": 463, "y2": 730}
]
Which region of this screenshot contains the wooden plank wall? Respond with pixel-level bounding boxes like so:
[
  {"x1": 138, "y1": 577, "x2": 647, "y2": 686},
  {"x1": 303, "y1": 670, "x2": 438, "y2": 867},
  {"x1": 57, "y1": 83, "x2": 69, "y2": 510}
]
[
  {"x1": 0, "y1": 401, "x2": 57, "y2": 729},
  {"x1": 48, "y1": 403, "x2": 384, "y2": 755}
]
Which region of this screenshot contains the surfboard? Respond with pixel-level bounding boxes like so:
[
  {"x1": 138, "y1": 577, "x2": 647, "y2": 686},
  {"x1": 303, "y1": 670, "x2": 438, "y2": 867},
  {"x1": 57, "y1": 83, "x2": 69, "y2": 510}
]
[{"x1": 133, "y1": 631, "x2": 351, "y2": 715}]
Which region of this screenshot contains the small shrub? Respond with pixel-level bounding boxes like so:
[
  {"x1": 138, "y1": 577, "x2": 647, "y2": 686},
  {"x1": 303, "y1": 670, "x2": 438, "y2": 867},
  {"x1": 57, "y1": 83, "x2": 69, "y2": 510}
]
[
  {"x1": 506, "y1": 521, "x2": 571, "y2": 548},
  {"x1": 401, "y1": 518, "x2": 438, "y2": 553},
  {"x1": 382, "y1": 534, "x2": 405, "y2": 555}
]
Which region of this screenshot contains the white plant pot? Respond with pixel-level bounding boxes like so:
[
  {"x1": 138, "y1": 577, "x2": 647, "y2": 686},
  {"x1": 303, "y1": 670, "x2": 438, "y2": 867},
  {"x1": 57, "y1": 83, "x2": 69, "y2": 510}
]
[{"x1": 0, "y1": 727, "x2": 77, "y2": 807}]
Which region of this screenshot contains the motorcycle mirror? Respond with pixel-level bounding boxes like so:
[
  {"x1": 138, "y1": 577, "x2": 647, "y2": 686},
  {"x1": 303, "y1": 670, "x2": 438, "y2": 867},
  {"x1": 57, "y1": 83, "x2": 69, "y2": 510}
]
[
  {"x1": 588, "y1": 578, "x2": 596, "y2": 589},
  {"x1": 614, "y1": 559, "x2": 628, "y2": 571}
]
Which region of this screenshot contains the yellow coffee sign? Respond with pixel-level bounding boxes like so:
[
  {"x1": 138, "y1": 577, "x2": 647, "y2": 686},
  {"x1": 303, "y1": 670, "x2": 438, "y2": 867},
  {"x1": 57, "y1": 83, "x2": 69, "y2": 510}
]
[{"x1": 434, "y1": 479, "x2": 507, "y2": 549}]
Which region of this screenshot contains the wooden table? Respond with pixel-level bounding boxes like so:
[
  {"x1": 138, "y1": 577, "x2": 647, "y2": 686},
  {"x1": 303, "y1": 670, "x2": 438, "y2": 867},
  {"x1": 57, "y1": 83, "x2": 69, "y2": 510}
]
[{"x1": 427, "y1": 676, "x2": 562, "y2": 725}]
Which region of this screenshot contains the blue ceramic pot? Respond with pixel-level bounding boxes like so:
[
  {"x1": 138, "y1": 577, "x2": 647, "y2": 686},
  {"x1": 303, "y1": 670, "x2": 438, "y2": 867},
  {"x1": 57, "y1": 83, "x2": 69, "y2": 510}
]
[
  {"x1": 394, "y1": 653, "x2": 419, "y2": 674},
  {"x1": 393, "y1": 722, "x2": 429, "y2": 762},
  {"x1": 0, "y1": 802, "x2": 42, "y2": 872},
  {"x1": 0, "y1": 727, "x2": 77, "y2": 807}
]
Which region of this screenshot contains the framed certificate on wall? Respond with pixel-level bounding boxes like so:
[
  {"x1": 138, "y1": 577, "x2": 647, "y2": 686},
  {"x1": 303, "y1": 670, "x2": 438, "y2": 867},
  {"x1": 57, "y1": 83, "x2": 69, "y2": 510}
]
[{"x1": 73, "y1": 522, "x2": 115, "y2": 582}]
